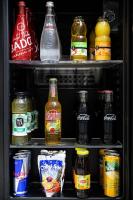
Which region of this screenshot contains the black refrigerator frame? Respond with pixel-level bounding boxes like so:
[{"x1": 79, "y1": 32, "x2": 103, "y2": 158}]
[{"x1": 0, "y1": 0, "x2": 131, "y2": 199}]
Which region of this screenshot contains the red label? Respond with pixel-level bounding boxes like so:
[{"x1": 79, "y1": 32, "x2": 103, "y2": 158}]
[{"x1": 11, "y1": 14, "x2": 33, "y2": 60}]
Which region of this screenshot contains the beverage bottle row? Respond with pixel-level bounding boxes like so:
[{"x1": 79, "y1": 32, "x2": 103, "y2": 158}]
[
  {"x1": 11, "y1": 79, "x2": 117, "y2": 146},
  {"x1": 12, "y1": 148, "x2": 120, "y2": 198},
  {"x1": 11, "y1": 1, "x2": 111, "y2": 62}
]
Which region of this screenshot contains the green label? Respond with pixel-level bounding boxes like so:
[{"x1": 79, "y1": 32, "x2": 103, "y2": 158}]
[
  {"x1": 12, "y1": 113, "x2": 27, "y2": 136},
  {"x1": 71, "y1": 42, "x2": 87, "y2": 48},
  {"x1": 27, "y1": 112, "x2": 32, "y2": 133},
  {"x1": 34, "y1": 110, "x2": 38, "y2": 130},
  {"x1": 105, "y1": 161, "x2": 119, "y2": 172}
]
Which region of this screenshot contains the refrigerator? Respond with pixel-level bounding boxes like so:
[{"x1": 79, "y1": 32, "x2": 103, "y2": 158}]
[{"x1": 0, "y1": 0, "x2": 131, "y2": 199}]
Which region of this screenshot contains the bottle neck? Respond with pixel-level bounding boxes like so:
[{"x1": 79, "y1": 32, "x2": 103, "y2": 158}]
[
  {"x1": 18, "y1": 5, "x2": 26, "y2": 15},
  {"x1": 46, "y1": 6, "x2": 54, "y2": 16},
  {"x1": 48, "y1": 82, "x2": 58, "y2": 101}
]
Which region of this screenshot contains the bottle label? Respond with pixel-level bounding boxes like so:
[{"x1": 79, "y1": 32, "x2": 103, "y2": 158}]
[
  {"x1": 75, "y1": 174, "x2": 90, "y2": 190},
  {"x1": 11, "y1": 15, "x2": 33, "y2": 60},
  {"x1": 45, "y1": 109, "x2": 61, "y2": 135},
  {"x1": 27, "y1": 112, "x2": 32, "y2": 133},
  {"x1": 71, "y1": 42, "x2": 87, "y2": 56},
  {"x1": 77, "y1": 114, "x2": 90, "y2": 121},
  {"x1": 12, "y1": 113, "x2": 27, "y2": 136},
  {"x1": 104, "y1": 114, "x2": 116, "y2": 121},
  {"x1": 34, "y1": 110, "x2": 38, "y2": 130}
]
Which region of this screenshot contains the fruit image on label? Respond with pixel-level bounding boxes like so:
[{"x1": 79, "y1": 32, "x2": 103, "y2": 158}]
[
  {"x1": 71, "y1": 42, "x2": 87, "y2": 56},
  {"x1": 45, "y1": 110, "x2": 61, "y2": 135}
]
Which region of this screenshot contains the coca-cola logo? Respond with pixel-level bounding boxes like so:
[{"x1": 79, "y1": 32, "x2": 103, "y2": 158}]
[
  {"x1": 77, "y1": 114, "x2": 90, "y2": 121},
  {"x1": 104, "y1": 114, "x2": 116, "y2": 121}
]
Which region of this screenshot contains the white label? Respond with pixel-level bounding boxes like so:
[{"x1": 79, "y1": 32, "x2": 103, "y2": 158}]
[
  {"x1": 104, "y1": 114, "x2": 116, "y2": 121},
  {"x1": 12, "y1": 114, "x2": 27, "y2": 136},
  {"x1": 77, "y1": 114, "x2": 90, "y2": 121}
]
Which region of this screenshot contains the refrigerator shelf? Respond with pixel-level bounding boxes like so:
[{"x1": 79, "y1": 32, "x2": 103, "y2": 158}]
[
  {"x1": 10, "y1": 138, "x2": 123, "y2": 149},
  {"x1": 10, "y1": 60, "x2": 123, "y2": 69},
  {"x1": 9, "y1": 181, "x2": 123, "y2": 200}
]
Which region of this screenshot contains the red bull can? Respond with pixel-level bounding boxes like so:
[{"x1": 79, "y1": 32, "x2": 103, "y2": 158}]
[
  {"x1": 13, "y1": 155, "x2": 28, "y2": 196},
  {"x1": 18, "y1": 150, "x2": 31, "y2": 171}
]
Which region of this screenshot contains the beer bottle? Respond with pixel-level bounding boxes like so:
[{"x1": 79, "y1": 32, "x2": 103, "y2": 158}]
[
  {"x1": 45, "y1": 78, "x2": 61, "y2": 145},
  {"x1": 70, "y1": 16, "x2": 87, "y2": 61},
  {"x1": 74, "y1": 148, "x2": 90, "y2": 198},
  {"x1": 103, "y1": 90, "x2": 117, "y2": 144}
]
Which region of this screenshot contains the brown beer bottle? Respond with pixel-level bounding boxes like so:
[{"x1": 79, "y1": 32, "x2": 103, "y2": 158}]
[{"x1": 45, "y1": 78, "x2": 61, "y2": 145}]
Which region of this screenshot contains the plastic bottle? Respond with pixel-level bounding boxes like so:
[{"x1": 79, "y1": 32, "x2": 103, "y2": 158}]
[
  {"x1": 95, "y1": 17, "x2": 111, "y2": 60},
  {"x1": 40, "y1": 1, "x2": 61, "y2": 62},
  {"x1": 70, "y1": 16, "x2": 87, "y2": 61}
]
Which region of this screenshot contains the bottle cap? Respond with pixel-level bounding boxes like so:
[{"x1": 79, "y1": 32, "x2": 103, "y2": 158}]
[
  {"x1": 18, "y1": 1, "x2": 26, "y2": 7},
  {"x1": 46, "y1": 1, "x2": 54, "y2": 7},
  {"x1": 49, "y1": 78, "x2": 57, "y2": 83},
  {"x1": 76, "y1": 148, "x2": 89, "y2": 155},
  {"x1": 78, "y1": 90, "x2": 88, "y2": 102}
]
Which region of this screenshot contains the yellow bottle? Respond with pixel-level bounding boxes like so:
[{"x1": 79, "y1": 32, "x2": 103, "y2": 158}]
[
  {"x1": 95, "y1": 17, "x2": 111, "y2": 60},
  {"x1": 45, "y1": 78, "x2": 61, "y2": 145},
  {"x1": 70, "y1": 16, "x2": 87, "y2": 61}
]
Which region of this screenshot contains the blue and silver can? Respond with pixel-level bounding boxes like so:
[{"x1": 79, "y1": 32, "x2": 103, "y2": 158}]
[
  {"x1": 13, "y1": 155, "x2": 28, "y2": 196},
  {"x1": 17, "y1": 150, "x2": 31, "y2": 171}
]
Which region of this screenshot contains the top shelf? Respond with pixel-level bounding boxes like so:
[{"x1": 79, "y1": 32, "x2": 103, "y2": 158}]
[{"x1": 9, "y1": 60, "x2": 123, "y2": 69}]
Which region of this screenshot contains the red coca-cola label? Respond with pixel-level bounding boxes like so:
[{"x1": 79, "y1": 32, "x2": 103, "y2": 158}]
[{"x1": 11, "y1": 14, "x2": 33, "y2": 60}]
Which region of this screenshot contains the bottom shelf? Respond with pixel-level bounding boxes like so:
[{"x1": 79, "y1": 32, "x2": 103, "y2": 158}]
[{"x1": 10, "y1": 182, "x2": 123, "y2": 200}]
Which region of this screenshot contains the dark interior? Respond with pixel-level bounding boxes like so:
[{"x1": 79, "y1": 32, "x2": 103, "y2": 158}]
[{"x1": 9, "y1": 0, "x2": 124, "y2": 198}]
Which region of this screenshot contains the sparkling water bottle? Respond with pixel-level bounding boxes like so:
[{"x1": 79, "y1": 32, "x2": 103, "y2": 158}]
[{"x1": 40, "y1": 1, "x2": 61, "y2": 62}]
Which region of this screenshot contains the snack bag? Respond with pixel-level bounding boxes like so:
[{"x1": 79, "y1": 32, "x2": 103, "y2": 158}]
[{"x1": 38, "y1": 150, "x2": 66, "y2": 197}]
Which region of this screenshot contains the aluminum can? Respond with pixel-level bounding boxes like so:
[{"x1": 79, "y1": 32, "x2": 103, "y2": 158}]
[
  {"x1": 104, "y1": 152, "x2": 120, "y2": 197},
  {"x1": 18, "y1": 150, "x2": 31, "y2": 171},
  {"x1": 13, "y1": 155, "x2": 28, "y2": 196}
]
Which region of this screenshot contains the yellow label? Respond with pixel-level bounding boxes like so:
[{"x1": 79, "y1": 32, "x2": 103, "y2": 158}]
[{"x1": 75, "y1": 174, "x2": 90, "y2": 190}]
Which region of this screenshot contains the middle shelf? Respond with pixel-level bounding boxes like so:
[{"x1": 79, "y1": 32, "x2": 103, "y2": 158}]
[{"x1": 10, "y1": 138, "x2": 123, "y2": 149}]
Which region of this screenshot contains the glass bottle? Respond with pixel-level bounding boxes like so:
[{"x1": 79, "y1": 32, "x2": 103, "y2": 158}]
[
  {"x1": 25, "y1": 7, "x2": 39, "y2": 60},
  {"x1": 45, "y1": 78, "x2": 61, "y2": 145},
  {"x1": 70, "y1": 16, "x2": 87, "y2": 61},
  {"x1": 77, "y1": 91, "x2": 90, "y2": 144},
  {"x1": 103, "y1": 90, "x2": 117, "y2": 144},
  {"x1": 74, "y1": 148, "x2": 90, "y2": 198},
  {"x1": 95, "y1": 17, "x2": 111, "y2": 60},
  {"x1": 11, "y1": 1, "x2": 33, "y2": 60},
  {"x1": 40, "y1": 1, "x2": 61, "y2": 62},
  {"x1": 12, "y1": 92, "x2": 29, "y2": 145}
]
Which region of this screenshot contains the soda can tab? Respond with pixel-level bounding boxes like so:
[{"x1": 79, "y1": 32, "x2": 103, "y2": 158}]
[
  {"x1": 18, "y1": 150, "x2": 31, "y2": 171},
  {"x1": 13, "y1": 155, "x2": 29, "y2": 196}
]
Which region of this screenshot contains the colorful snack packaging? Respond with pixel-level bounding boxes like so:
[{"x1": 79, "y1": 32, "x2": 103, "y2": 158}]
[{"x1": 38, "y1": 150, "x2": 66, "y2": 197}]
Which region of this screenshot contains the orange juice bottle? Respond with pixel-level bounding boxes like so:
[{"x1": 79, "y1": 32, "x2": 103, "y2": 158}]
[{"x1": 95, "y1": 17, "x2": 111, "y2": 60}]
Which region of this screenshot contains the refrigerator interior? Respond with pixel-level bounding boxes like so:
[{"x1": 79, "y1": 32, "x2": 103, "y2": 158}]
[{"x1": 2, "y1": 0, "x2": 129, "y2": 199}]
